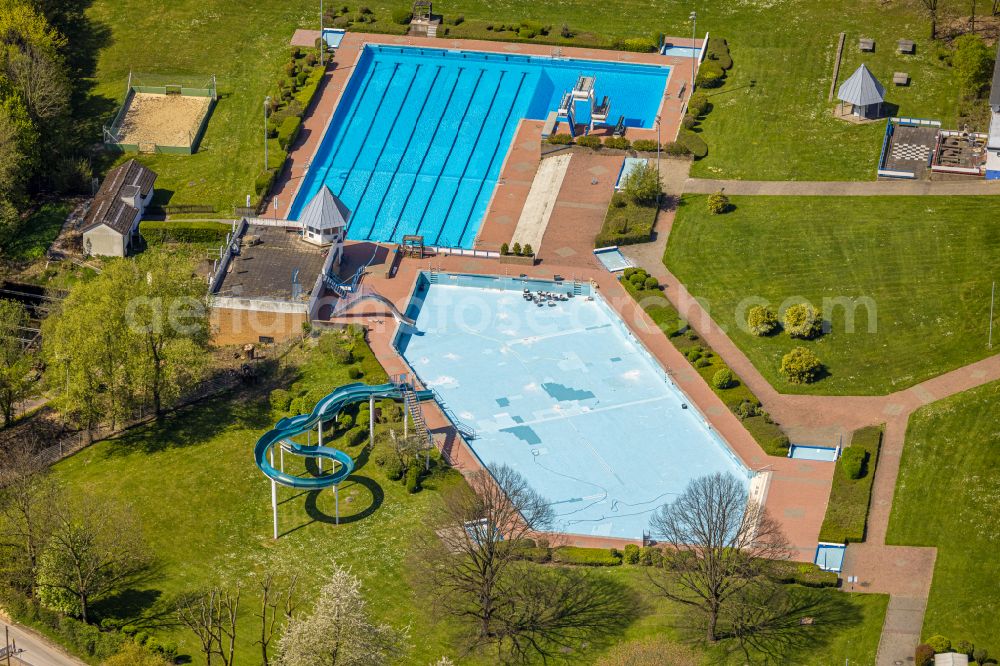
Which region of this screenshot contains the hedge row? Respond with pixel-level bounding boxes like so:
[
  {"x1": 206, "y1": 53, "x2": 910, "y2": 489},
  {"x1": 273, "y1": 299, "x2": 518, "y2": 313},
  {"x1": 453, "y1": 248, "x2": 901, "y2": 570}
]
[
  {"x1": 770, "y1": 561, "x2": 839, "y2": 588},
  {"x1": 621, "y1": 276, "x2": 790, "y2": 456},
  {"x1": 140, "y1": 220, "x2": 231, "y2": 245},
  {"x1": 818, "y1": 426, "x2": 883, "y2": 543},
  {"x1": 551, "y1": 546, "x2": 624, "y2": 566}
]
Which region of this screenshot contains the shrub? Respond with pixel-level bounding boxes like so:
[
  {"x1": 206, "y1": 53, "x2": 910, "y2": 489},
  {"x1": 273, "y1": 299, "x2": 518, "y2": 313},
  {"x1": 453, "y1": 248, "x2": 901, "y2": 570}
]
[
  {"x1": 622, "y1": 37, "x2": 657, "y2": 53},
  {"x1": 622, "y1": 543, "x2": 640, "y2": 564},
  {"x1": 707, "y1": 191, "x2": 730, "y2": 214},
  {"x1": 337, "y1": 413, "x2": 355, "y2": 431},
  {"x1": 974, "y1": 648, "x2": 989, "y2": 665},
  {"x1": 696, "y1": 60, "x2": 725, "y2": 88},
  {"x1": 139, "y1": 221, "x2": 231, "y2": 246},
  {"x1": 709, "y1": 49, "x2": 733, "y2": 71},
  {"x1": 379, "y1": 398, "x2": 402, "y2": 423},
  {"x1": 688, "y1": 92, "x2": 709, "y2": 117},
  {"x1": 284, "y1": 62, "x2": 297, "y2": 77},
  {"x1": 347, "y1": 365, "x2": 363, "y2": 379},
  {"x1": 678, "y1": 131, "x2": 708, "y2": 158},
  {"x1": 783, "y1": 303, "x2": 823, "y2": 339},
  {"x1": 346, "y1": 426, "x2": 368, "y2": 446},
  {"x1": 546, "y1": 133, "x2": 573, "y2": 145},
  {"x1": 780, "y1": 347, "x2": 823, "y2": 384},
  {"x1": 296, "y1": 71, "x2": 308, "y2": 86},
  {"x1": 631, "y1": 138, "x2": 658, "y2": 152},
  {"x1": 560, "y1": 23, "x2": 572, "y2": 38},
  {"x1": 270, "y1": 388, "x2": 292, "y2": 414},
  {"x1": 663, "y1": 140, "x2": 690, "y2": 156},
  {"x1": 712, "y1": 368, "x2": 736, "y2": 390},
  {"x1": 551, "y1": 546, "x2": 622, "y2": 566},
  {"x1": 927, "y1": 635, "x2": 951, "y2": 654},
  {"x1": 277, "y1": 116, "x2": 302, "y2": 150},
  {"x1": 405, "y1": 465, "x2": 421, "y2": 493},
  {"x1": 518, "y1": 27, "x2": 536, "y2": 39},
  {"x1": 512, "y1": 242, "x2": 522, "y2": 256},
  {"x1": 500, "y1": 242, "x2": 509, "y2": 255},
  {"x1": 610, "y1": 192, "x2": 627, "y2": 208},
  {"x1": 522, "y1": 243, "x2": 534, "y2": 256},
  {"x1": 682, "y1": 114, "x2": 698, "y2": 130},
  {"x1": 627, "y1": 268, "x2": 648, "y2": 285},
  {"x1": 955, "y1": 640, "x2": 974, "y2": 657},
  {"x1": 603, "y1": 137, "x2": 630, "y2": 150},
  {"x1": 639, "y1": 546, "x2": 663, "y2": 566},
  {"x1": 255, "y1": 169, "x2": 276, "y2": 196},
  {"x1": 622, "y1": 162, "x2": 661, "y2": 205},
  {"x1": 384, "y1": 457, "x2": 404, "y2": 481},
  {"x1": 771, "y1": 561, "x2": 839, "y2": 587},
  {"x1": 953, "y1": 34, "x2": 993, "y2": 96},
  {"x1": 840, "y1": 446, "x2": 866, "y2": 479},
  {"x1": 576, "y1": 135, "x2": 601, "y2": 149},
  {"x1": 643, "y1": 276, "x2": 658, "y2": 290},
  {"x1": 733, "y1": 399, "x2": 763, "y2": 420},
  {"x1": 747, "y1": 306, "x2": 779, "y2": 336},
  {"x1": 915, "y1": 644, "x2": 935, "y2": 666},
  {"x1": 451, "y1": 14, "x2": 464, "y2": 25}
]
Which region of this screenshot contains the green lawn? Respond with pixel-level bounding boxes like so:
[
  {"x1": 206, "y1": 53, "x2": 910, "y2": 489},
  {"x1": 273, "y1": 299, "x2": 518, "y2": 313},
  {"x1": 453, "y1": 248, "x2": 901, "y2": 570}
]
[
  {"x1": 886, "y1": 380, "x2": 1000, "y2": 655},
  {"x1": 81, "y1": 0, "x2": 962, "y2": 214},
  {"x1": 665, "y1": 194, "x2": 1000, "y2": 395},
  {"x1": 819, "y1": 426, "x2": 883, "y2": 543}
]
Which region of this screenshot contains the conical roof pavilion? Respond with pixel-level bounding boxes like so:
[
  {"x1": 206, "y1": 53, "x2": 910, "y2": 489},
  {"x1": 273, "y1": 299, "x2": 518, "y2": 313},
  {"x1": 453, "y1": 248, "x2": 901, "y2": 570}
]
[
  {"x1": 837, "y1": 64, "x2": 886, "y2": 107},
  {"x1": 299, "y1": 186, "x2": 349, "y2": 231}
]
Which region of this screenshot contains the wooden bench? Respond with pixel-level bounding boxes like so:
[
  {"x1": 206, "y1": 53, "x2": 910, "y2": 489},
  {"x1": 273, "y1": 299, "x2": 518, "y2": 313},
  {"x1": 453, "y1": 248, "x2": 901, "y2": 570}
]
[
  {"x1": 859, "y1": 38, "x2": 875, "y2": 52},
  {"x1": 893, "y1": 72, "x2": 909, "y2": 86}
]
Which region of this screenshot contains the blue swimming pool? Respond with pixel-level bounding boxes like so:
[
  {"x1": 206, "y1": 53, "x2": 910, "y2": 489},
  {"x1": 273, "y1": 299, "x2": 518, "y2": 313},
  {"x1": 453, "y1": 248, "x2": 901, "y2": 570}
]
[
  {"x1": 291, "y1": 45, "x2": 671, "y2": 248},
  {"x1": 396, "y1": 273, "x2": 749, "y2": 539}
]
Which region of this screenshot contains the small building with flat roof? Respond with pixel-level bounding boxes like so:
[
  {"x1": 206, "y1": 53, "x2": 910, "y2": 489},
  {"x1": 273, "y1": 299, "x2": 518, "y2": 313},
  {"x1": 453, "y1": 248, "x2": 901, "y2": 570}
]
[
  {"x1": 81, "y1": 159, "x2": 156, "y2": 257},
  {"x1": 986, "y1": 41, "x2": 1000, "y2": 179}
]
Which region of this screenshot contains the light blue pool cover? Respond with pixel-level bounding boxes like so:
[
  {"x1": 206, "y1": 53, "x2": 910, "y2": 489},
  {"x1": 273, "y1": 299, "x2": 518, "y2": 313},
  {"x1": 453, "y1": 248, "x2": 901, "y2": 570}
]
[
  {"x1": 615, "y1": 157, "x2": 648, "y2": 190},
  {"x1": 661, "y1": 45, "x2": 700, "y2": 58},
  {"x1": 815, "y1": 543, "x2": 846, "y2": 572},
  {"x1": 789, "y1": 445, "x2": 839, "y2": 462},
  {"x1": 322, "y1": 28, "x2": 346, "y2": 48},
  {"x1": 396, "y1": 273, "x2": 749, "y2": 539},
  {"x1": 594, "y1": 247, "x2": 632, "y2": 273},
  {"x1": 290, "y1": 45, "x2": 670, "y2": 248}
]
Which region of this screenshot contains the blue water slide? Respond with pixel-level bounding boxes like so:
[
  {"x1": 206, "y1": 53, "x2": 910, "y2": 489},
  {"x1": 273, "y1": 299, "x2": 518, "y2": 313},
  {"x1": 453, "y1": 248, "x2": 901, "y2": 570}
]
[{"x1": 253, "y1": 382, "x2": 434, "y2": 489}]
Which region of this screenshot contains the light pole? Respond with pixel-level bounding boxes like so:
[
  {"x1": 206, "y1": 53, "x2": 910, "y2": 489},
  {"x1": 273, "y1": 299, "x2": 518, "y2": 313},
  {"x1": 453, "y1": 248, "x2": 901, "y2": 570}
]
[
  {"x1": 655, "y1": 117, "x2": 661, "y2": 205},
  {"x1": 263, "y1": 96, "x2": 271, "y2": 174},
  {"x1": 689, "y1": 10, "x2": 697, "y2": 93},
  {"x1": 319, "y1": 0, "x2": 325, "y2": 66}
]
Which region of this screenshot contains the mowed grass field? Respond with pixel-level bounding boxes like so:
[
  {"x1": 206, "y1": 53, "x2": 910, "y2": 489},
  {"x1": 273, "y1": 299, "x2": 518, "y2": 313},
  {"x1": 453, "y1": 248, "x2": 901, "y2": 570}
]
[
  {"x1": 887, "y1": 380, "x2": 1000, "y2": 655},
  {"x1": 43, "y1": 332, "x2": 889, "y2": 665},
  {"x1": 84, "y1": 0, "x2": 962, "y2": 214},
  {"x1": 665, "y1": 195, "x2": 1000, "y2": 395}
]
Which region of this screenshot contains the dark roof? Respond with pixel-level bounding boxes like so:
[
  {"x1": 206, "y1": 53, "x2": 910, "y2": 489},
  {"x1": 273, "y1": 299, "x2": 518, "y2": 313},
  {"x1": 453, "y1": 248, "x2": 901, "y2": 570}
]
[
  {"x1": 991, "y1": 41, "x2": 1000, "y2": 110},
  {"x1": 82, "y1": 160, "x2": 157, "y2": 235}
]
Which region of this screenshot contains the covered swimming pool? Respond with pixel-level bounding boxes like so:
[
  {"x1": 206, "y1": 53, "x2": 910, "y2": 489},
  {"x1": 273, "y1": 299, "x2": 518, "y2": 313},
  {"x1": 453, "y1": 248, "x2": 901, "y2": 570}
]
[
  {"x1": 291, "y1": 45, "x2": 670, "y2": 248},
  {"x1": 395, "y1": 273, "x2": 749, "y2": 539}
]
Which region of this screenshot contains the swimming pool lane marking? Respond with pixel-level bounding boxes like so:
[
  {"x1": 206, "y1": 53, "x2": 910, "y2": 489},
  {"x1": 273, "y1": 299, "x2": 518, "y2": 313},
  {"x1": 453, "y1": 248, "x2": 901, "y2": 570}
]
[
  {"x1": 336, "y1": 64, "x2": 411, "y2": 205},
  {"x1": 412, "y1": 68, "x2": 503, "y2": 238},
  {"x1": 362, "y1": 64, "x2": 455, "y2": 240},
  {"x1": 433, "y1": 70, "x2": 528, "y2": 247},
  {"x1": 452, "y1": 71, "x2": 535, "y2": 247},
  {"x1": 388, "y1": 68, "x2": 485, "y2": 241},
  {"x1": 349, "y1": 65, "x2": 443, "y2": 239},
  {"x1": 313, "y1": 62, "x2": 387, "y2": 197}
]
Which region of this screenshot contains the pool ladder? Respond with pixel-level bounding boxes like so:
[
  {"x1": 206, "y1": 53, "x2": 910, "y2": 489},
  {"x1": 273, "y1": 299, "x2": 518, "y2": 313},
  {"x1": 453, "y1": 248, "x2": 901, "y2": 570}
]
[{"x1": 572, "y1": 280, "x2": 583, "y2": 296}]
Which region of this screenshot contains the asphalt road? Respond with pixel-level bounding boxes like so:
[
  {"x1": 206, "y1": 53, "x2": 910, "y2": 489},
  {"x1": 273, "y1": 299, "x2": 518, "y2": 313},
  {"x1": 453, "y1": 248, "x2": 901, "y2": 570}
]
[{"x1": 1, "y1": 620, "x2": 86, "y2": 666}]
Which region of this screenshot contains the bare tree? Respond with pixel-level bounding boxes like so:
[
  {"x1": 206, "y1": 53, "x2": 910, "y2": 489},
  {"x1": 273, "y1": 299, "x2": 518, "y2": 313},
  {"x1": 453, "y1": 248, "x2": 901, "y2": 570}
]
[
  {"x1": 919, "y1": 0, "x2": 941, "y2": 39},
  {"x1": 255, "y1": 573, "x2": 299, "y2": 666},
  {"x1": 0, "y1": 436, "x2": 56, "y2": 595},
  {"x1": 217, "y1": 585, "x2": 241, "y2": 666},
  {"x1": 647, "y1": 472, "x2": 789, "y2": 643},
  {"x1": 417, "y1": 465, "x2": 633, "y2": 662},
  {"x1": 3, "y1": 45, "x2": 70, "y2": 122},
  {"x1": 277, "y1": 565, "x2": 408, "y2": 666},
  {"x1": 35, "y1": 495, "x2": 154, "y2": 624},
  {"x1": 178, "y1": 589, "x2": 222, "y2": 666}
]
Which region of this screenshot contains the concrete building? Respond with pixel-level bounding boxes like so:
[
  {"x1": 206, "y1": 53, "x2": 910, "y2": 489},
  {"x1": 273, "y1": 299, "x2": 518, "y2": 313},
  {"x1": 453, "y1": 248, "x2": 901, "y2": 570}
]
[
  {"x1": 986, "y1": 41, "x2": 1000, "y2": 179},
  {"x1": 81, "y1": 160, "x2": 156, "y2": 257}
]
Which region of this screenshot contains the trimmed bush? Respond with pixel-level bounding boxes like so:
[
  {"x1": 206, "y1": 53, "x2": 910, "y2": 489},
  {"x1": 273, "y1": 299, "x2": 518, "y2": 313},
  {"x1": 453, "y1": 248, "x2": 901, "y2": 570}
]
[
  {"x1": 546, "y1": 133, "x2": 573, "y2": 145},
  {"x1": 696, "y1": 60, "x2": 725, "y2": 88},
  {"x1": 974, "y1": 648, "x2": 989, "y2": 665},
  {"x1": 783, "y1": 303, "x2": 823, "y2": 339},
  {"x1": 955, "y1": 640, "x2": 974, "y2": 657},
  {"x1": 631, "y1": 138, "x2": 659, "y2": 152},
  {"x1": 771, "y1": 561, "x2": 839, "y2": 588},
  {"x1": 270, "y1": 388, "x2": 292, "y2": 414},
  {"x1": 840, "y1": 446, "x2": 866, "y2": 480},
  {"x1": 512, "y1": 242, "x2": 522, "y2": 256},
  {"x1": 622, "y1": 543, "x2": 640, "y2": 564},
  {"x1": 551, "y1": 546, "x2": 622, "y2": 566},
  {"x1": 780, "y1": 347, "x2": 823, "y2": 384},
  {"x1": 688, "y1": 92, "x2": 709, "y2": 117},
  {"x1": 522, "y1": 243, "x2": 534, "y2": 257},
  {"x1": 603, "y1": 137, "x2": 630, "y2": 150},
  {"x1": 639, "y1": 546, "x2": 663, "y2": 566},
  {"x1": 643, "y1": 276, "x2": 658, "y2": 290},
  {"x1": 576, "y1": 135, "x2": 601, "y2": 149},
  {"x1": 707, "y1": 191, "x2": 730, "y2": 214},
  {"x1": 277, "y1": 116, "x2": 302, "y2": 150},
  {"x1": 622, "y1": 37, "x2": 657, "y2": 53},
  {"x1": 678, "y1": 131, "x2": 708, "y2": 158},
  {"x1": 140, "y1": 221, "x2": 230, "y2": 246},
  {"x1": 712, "y1": 368, "x2": 736, "y2": 390},
  {"x1": 927, "y1": 635, "x2": 951, "y2": 654},
  {"x1": 405, "y1": 465, "x2": 421, "y2": 493},
  {"x1": 518, "y1": 27, "x2": 537, "y2": 39},
  {"x1": 500, "y1": 242, "x2": 509, "y2": 255},
  {"x1": 347, "y1": 366, "x2": 363, "y2": 380},
  {"x1": 682, "y1": 114, "x2": 698, "y2": 130},
  {"x1": 384, "y1": 457, "x2": 404, "y2": 481},
  {"x1": 663, "y1": 140, "x2": 690, "y2": 156},
  {"x1": 255, "y1": 169, "x2": 276, "y2": 196},
  {"x1": 915, "y1": 644, "x2": 935, "y2": 666},
  {"x1": 337, "y1": 413, "x2": 355, "y2": 431},
  {"x1": 747, "y1": 306, "x2": 779, "y2": 336}
]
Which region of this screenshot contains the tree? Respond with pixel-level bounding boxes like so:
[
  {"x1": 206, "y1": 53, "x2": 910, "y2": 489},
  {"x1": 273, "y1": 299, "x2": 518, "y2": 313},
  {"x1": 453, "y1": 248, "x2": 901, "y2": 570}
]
[
  {"x1": 36, "y1": 495, "x2": 153, "y2": 624},
  {"x1": 782, "y1": 303, "x2": 823, "y2": 339},
  {"x1": 416, "y1": 465, "x2": 632, "y2": 662},
  {"x1": 779, "y1": 347, "x2": 823, "y2": 384},
  {"x1": 277, "y1": 565, "x2": 408, "y2": 666},
  {"x1": 255, "y1": 573, "x2": 299, "y2": 666},
  {"x1": 919, "y1": 0, "x2": 940, "y2": 39},
  {"x1": 0, "y1": 299, "x2": 36, "y2": 425},
  {"x1": 0, "y1": 435, "x2": 56, "y2": 594},
  {"x1": 953, "y1": 34, "x2": 994, "y2": 97},
  {"x1": 647, "y1": 473, "x2": 789, "y2": 642},
  {"x1": 177, "y1": 585, "x2": 242, "y2": 666},
  {"x1": 746, "y1": 306, "x2": 778, "y2": 336},
  {"x1": 622, "y1": 161, "x2": 661, "y2": 205},
  {"x1": 101, "y1": 642, "x2": 172, "y2": 666}
]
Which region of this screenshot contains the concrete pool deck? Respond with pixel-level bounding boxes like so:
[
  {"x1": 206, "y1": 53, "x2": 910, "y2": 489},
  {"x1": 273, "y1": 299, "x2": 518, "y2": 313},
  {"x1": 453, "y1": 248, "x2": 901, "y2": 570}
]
[
  {"x1": 269, "y1": 31, "x2": 694, "y2": 248},
  {"x1": 315, "y1": 245, "x2": 834, "y2": 561}
]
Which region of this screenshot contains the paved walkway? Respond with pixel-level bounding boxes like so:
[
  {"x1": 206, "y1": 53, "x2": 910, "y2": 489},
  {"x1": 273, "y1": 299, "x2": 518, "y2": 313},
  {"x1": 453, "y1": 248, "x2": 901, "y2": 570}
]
[
  {"x1": 0, "y1": 614, "x2": 87, "y2": 666},
  {"x1": 624, "y1": 167, "x2": 1000, "y2": 666},
  {"x1": 683, "y1": 177, "x2": 1000, "y2": 196}
]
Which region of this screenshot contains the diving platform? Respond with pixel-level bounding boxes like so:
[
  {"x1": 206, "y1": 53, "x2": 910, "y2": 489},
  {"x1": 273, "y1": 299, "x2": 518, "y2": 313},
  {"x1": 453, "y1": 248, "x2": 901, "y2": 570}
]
[
  {"x1": 591, "y1": 95, "x2": 611, "y2": 124},
  {"x1": 572, "y1": 75, "x2": 596, "y2": 101}
]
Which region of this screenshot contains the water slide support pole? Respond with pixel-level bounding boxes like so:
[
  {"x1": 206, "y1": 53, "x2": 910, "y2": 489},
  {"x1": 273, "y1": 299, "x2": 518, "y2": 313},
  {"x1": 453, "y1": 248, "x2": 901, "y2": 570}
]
[
  {"x1": 369, "y1": 395, "x2": 375, "y2": 446},
  {"x1": 334, "y1": 484, "x2": 340, "y2": 525},
  {"x1": 269, "y1": 449, "x2": 278, "y2": 540},
  {"x1": 318, "y1": 418, "x2": 324, "y2": 472}
]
